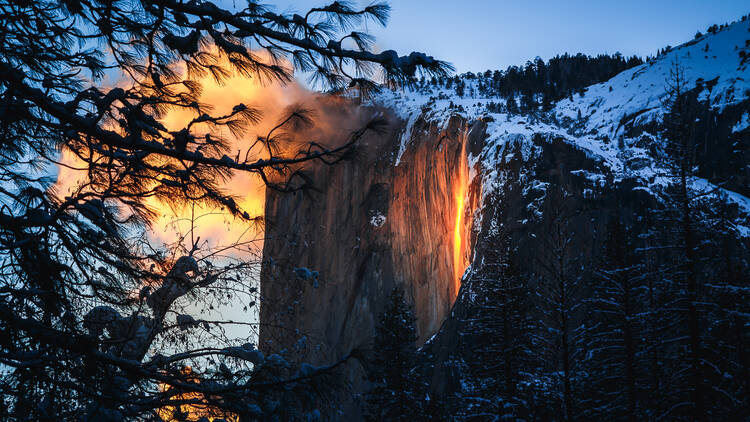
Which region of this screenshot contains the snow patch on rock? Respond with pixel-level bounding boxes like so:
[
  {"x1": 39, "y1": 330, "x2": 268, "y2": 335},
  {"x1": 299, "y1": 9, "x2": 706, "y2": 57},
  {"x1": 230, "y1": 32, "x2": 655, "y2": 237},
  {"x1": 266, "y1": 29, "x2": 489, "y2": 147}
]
[{"x1": 370, "y1": 212, "x2": 386, "y2": 227}]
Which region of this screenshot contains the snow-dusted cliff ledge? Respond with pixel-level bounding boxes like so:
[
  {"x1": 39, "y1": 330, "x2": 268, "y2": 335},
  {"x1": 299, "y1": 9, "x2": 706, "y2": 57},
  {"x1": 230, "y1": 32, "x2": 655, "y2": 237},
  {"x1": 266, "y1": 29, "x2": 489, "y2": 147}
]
[{"x1": 371, "y1": 18, "x2": 750, "y2": 235}]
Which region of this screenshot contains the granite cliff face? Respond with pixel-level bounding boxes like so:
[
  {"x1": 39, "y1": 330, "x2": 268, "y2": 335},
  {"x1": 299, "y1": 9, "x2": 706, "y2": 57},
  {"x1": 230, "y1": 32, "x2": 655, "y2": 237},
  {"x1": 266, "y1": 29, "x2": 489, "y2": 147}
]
[
  {"x1": 259, "y1": 111, "x2": 484, "y2": 365},
  {"x1": 254, "y1": 20, "x2": 750, "y2": 419}
]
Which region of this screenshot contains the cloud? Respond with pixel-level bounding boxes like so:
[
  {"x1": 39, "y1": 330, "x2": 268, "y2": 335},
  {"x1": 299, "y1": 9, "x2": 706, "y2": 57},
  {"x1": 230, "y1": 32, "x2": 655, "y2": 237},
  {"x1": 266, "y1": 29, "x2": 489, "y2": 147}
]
[{"x1": 51, "y1": 52, "x2": 376, "y2": 259}]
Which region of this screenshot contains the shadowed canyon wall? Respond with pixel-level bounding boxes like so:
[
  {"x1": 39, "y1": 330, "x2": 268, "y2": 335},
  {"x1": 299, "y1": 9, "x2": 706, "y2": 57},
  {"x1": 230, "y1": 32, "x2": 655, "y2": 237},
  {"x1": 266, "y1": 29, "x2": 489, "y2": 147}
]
[{"x1": 259, "y1": 110, "x2": 484, "y2": 370}]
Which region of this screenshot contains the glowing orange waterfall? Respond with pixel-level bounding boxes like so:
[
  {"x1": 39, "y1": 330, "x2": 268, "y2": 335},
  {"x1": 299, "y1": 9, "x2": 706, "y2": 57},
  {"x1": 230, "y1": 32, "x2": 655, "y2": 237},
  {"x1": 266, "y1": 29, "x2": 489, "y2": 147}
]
[{"x1": 452, "y1": 137, "x2": 469, "y2": 295}]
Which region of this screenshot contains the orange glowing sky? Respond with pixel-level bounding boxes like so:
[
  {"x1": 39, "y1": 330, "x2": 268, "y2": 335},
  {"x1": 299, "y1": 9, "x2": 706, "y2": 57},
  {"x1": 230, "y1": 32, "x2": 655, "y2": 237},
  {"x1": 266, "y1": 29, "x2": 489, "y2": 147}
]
[
  {"x1": 53, "y1": 60, "x2": 311, "y2": 255},
  {"x1": 157, "y1": 367, "x2": 239, "y2": 422}
]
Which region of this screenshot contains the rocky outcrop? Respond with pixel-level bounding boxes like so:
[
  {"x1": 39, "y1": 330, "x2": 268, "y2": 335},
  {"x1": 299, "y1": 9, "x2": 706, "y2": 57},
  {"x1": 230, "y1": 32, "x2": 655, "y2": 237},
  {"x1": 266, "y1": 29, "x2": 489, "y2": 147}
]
[
  {"x1": 259, "y1": 20, "x2": 750, "y2": 418},
  {"x1": 259, "y1": 110, "x2": 484, "y2": 369},
  {"x1": 419, "y1": 132, "x2": 669, "y2": 402}
]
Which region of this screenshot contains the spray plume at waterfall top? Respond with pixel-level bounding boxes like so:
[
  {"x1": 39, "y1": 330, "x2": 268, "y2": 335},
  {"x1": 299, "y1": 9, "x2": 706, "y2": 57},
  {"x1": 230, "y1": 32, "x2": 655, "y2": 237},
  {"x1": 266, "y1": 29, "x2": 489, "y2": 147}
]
[{"x1": 52, "y1": 55, "x2": 375, "y2": 256}]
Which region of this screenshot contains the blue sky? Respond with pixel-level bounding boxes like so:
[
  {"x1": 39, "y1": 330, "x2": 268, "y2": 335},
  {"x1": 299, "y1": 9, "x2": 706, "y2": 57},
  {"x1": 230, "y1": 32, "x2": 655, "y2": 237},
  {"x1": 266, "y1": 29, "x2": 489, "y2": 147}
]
[{"x1": 277, "y1": 0, "x2": 749, "y2": 73}]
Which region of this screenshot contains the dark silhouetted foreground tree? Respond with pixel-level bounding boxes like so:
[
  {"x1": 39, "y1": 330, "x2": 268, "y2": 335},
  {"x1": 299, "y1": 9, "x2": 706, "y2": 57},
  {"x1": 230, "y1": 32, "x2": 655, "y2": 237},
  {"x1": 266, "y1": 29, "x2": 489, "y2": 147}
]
[
  {"x1": 364, "y1": 287, "x2": 426, "y2": 421},
  {"x1": 0, "y1": 1, "x2": 451, "y2": 420},
  {"x1": 532, "y1": 185, "x2": 589, "y2": 422}
]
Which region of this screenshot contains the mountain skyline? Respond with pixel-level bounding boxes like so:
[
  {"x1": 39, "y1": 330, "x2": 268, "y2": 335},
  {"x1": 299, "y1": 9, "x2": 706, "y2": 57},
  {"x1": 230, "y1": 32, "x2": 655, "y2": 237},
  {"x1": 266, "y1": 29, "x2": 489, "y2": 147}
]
[{"x1": 279, "y1": 0, "x2": 749, "y2": 73}]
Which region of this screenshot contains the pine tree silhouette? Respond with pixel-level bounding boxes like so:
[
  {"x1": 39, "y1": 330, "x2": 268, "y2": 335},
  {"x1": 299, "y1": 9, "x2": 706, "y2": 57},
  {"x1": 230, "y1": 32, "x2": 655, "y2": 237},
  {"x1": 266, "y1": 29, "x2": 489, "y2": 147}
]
[{"x1": 365, "y1": 287, "x2": 426, "y2": 421}]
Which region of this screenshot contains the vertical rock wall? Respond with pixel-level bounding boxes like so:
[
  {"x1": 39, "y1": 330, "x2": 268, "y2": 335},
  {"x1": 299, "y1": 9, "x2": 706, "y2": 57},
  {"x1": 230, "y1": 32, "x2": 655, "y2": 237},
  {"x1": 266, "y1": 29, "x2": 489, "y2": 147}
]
[{"x1": 259, "y1": 111, "x2": 484, "y2": 368}]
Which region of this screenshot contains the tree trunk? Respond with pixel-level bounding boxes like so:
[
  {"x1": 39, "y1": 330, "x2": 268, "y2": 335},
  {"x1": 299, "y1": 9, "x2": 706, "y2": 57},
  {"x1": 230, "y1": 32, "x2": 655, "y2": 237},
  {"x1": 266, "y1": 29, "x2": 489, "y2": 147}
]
[
  {"x1": 623, "y1": 277, "x2": 638, "y2": 422},
  {"x1": 681, "y1": 165, "x2": 704, "y2": 419}
]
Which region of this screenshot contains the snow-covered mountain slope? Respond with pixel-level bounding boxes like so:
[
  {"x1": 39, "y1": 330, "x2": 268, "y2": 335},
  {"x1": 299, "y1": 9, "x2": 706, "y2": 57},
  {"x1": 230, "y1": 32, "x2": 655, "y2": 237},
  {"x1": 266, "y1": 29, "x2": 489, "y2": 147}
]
[
  {"x1": 371, "y1": 17, "x2": 750, "y2": 235},
  {"x1": 556, "y1": 20, "x2": 750, "y2": 137}
]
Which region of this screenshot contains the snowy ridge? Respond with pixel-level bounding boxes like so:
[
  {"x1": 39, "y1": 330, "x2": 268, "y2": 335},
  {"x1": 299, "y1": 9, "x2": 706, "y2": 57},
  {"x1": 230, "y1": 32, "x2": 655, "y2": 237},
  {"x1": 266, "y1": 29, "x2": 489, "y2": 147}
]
[
  {"x1": 394, "y1": 112, "x2": 417, "y2": 166},
  {"x1": 370, "y1": 18, "x2": 750, "y2": 235},
  {"x1": 556, "y1": 19, "x2": 750, "y2": 138}
]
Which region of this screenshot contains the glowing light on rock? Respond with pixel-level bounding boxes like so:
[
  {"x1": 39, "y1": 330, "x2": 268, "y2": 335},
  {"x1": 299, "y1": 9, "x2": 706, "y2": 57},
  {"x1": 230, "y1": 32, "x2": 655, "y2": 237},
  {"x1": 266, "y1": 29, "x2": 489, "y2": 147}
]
[{"x1": 452, "y1": 138, "x2": 469, "y2": 294}]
